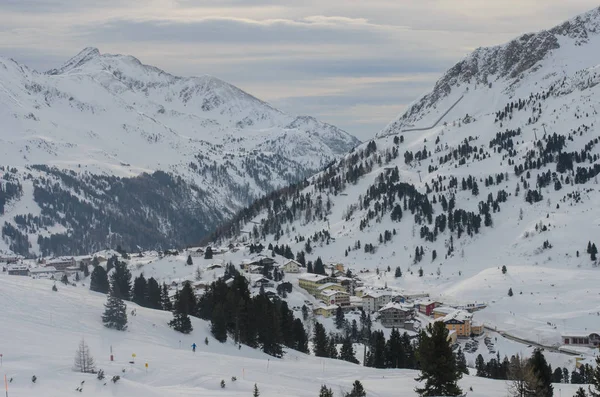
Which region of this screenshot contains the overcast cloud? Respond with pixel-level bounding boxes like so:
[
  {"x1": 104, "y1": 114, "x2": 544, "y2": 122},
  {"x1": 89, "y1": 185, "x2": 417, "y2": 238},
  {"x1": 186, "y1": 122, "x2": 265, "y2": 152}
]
[{"x1": 0, "y1": 0, "x2": 598, "y2": 139}]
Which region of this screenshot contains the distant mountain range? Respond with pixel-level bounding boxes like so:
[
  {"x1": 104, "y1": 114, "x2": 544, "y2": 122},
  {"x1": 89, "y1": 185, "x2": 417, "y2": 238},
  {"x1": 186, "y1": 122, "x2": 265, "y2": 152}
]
[
  {"x1": 213, "y1": 6, "x2": 600, "y2": 276},
  {"x1": 0, "y1": 48, "x2": 359, "y2": 256}
]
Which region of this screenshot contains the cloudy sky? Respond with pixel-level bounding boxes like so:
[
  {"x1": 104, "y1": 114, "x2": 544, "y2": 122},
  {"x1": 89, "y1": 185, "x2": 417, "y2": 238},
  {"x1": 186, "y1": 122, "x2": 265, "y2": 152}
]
[{"x1": 1, "y1": 0, "x2": 598, "y2": 140}]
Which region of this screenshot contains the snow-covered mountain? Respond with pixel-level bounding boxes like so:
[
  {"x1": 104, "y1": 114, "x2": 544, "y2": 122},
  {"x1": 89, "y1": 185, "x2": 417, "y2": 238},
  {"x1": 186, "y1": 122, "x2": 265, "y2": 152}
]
[
  {"x1": 212, "y1": 7, "x2": 600, "y2": 340},
  {"x1": 0, "y1": 48, "x2": 360, "y2": 256}
]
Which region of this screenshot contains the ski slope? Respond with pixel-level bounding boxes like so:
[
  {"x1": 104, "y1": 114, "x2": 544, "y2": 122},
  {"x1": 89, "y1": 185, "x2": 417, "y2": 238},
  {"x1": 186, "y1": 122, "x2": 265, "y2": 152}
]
[{"x1": 0, "y1": 274, "x2": 589, "y2": 397}]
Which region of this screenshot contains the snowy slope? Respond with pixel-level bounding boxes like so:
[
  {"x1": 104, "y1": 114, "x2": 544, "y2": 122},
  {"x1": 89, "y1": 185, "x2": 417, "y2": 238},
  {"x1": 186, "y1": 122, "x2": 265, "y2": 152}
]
[
  {"x1": 0, "y1": 48, "x2": 359, "y2": 256},
  {"x1": 0, "y1": 273, "x2": 589, "y2": 397},
  {"x1": 214, "y1": 6, "x2": 600, "y2": 348}
]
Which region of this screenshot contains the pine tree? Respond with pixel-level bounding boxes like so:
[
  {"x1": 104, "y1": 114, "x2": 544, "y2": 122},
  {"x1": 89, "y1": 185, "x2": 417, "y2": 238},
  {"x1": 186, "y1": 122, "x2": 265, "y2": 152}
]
[
  {"x1": 335, "y1": 306, "x2": 345, "y2": 329},
  {"x1": 132, "y1": 274, "x2": 148, "y2": 307},
  {"x1": 102, "y1": 283, "x2": 128, "y2": 331},
  {"x1": 169, "y1": 291, "x2": 193, "y2": 334},
  {"x1": 508, "y1": 288, "x2": 514, "y2": 297},
  {"x1": 61, "y1": 273, "x2": 69, "y2": 285},
  {"x1": 456, "y1": 347, "x2": 468, "y2": 374},
  {"x1": 90, "y1": 265, "x2": 109, "y2": 293},
  {"x1": 502, "y1": 265, "x2": 507, "y2": 274},
  {"x1": 508, "y1": 354, "x2": 536, "y2": 397},
  {"x1": 576, "y1": 387, "x2": 588, "y2": 397},
  {"x1": 313, "y1": 322, "x2": 329, "y2": 357},
  {"x1": 395, "y1": 266, "x2": 402, "y2": 278},
  {"x1": 340, "y1": 336, "x2": 359, "y2": 364},
  {"x1": 415, "y1": 321, "x2": 462, "y2": 396},
  {"x1": 211, "y1": 303, "x2": 227, "y2": 342},
  {"x1": 253, "y1": 384, "x2": 260, "y2": 397},
  {"x1": 314, "y1": 257, "x2": 325, "y2": 275},
  {"x1": 194, "y1": 266, "x2": 202, "y2": 281},
  {"x1": 147, "y1": 277, "x2": 162, "y2": 309},
  {"x1": 204, "y1": 247, "x2": 213, "y2": 259},
  {"x1": 161, "y1": 283, "x2": 172, "y2": 311},
  {"x1": 346, "y1": 380, "x2": 366, "y2": 397},
  {"x1": 186, "y1": 255, "x2": 193, "y2": 266},
  {"x1": 327, "y1": 337, "x2": 338, "y2": 359},
  {"x1": 292, "y1": 318, "x2": 309, "y2": 353},
  {"x1": 418, "y1": 267, "x2": 424, "y2": 277},
  {"x1": 529, "y1": 348, "x2": 553, "y2": 397},
  {"x1": 73, "y1": 338, "x2": 96, "y2": 373},
  {"x1": 319, "y1": 385, "x2": 334, "y2": 397},
  {"x1": 110, "y1": 259, "x2": 132, "y2": 300},
  {"x1": 589, "y1": 356, "x2": 600, "y2": 397}
]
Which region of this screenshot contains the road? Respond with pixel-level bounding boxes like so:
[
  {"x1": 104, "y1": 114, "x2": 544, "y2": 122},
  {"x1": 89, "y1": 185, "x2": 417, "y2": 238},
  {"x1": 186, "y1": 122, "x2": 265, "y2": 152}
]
[{"x1": 484, "y1": 326, "x2": 582, "y2": 357}]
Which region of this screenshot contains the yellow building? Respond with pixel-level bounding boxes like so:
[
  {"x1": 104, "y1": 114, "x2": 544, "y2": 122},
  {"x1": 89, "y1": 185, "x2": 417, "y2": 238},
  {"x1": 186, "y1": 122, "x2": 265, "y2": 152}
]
[
  {"x1": 298, "y1": 274, "x2": 332, "y2": 296},
  {"x1": 439, "y1": 310, "x2": 474, "y2": 338},
  {"x1": 313, "y1": 305, "x2": 338, "y2": 318},
  {"x1": 432, "y1": 306, "x2": 456, "y2": 319}
]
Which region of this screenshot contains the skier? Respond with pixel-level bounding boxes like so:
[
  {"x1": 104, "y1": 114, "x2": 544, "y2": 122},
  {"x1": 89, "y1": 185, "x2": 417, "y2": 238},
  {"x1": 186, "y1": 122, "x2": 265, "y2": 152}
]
[{"x1": 192, "y1": 343, "x2": 197, "y2": 353}]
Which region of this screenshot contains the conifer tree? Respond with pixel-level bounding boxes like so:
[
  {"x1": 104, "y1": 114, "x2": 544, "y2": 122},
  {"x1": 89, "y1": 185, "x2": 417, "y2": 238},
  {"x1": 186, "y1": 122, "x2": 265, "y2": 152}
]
[
  {"x1": 211, "y1": 303, "x2": 227, "y2": 342},
  {"x1": 346, "y1": 380, "x2": 366, "y2": 397},
  {"x1": 253, "y1": 384, "x2": 260, "y2": 397},
  {"x1": 61, "y1": 273, "x2": 69, "y2": 285},
  {"x1": 102, "y1": 283, "x2": 128, "y2": 331},
  {"x1": 508, "y1": 288, "x2": 514, "y2": 297},
  {"x1": 589, "y1": 356, "x2": 600, "y2": 397},
  {"x1": 161, "y1": 283, "x2": 172, "y2": 311},
  {"x1": 169, "y1": 285, "x2": 193, "y2": 334},
  {"x1": 313, "y1": 322, "x2": 329, "y2": 357},
  {"x1": 415, "y1": 321, "x2": 462, "y2": 396},
  {"x1": 292, "y1": 318, "x2": 309, "y2": 353},
  {"x1": 502, "y1": 265, "x2": 507, "y2": 274},
  {"x1": 90, "y1": 265, "x2": 109, "y2": 293},
  {"x1": 319, "y1": 385, "x2": 334, "y2": 397},
  {"x1": 395, "y1": 266, "x2": 402, "y2": 278},
  {"x1": 529, "y1": 348, "x2": 553, "y2": 397},
  {"x1": 147, "y1": 277, "x2": 162, "y2": 309},
  {"x1": 340, "y1": 336, "x2": 359, "y2": 364},
  {"x1": 204, "y1": 247, "x2": 213, "y2": 259},
  {"x1": 132, "y1": 274, "x2": 148, "y2": 307},
  {"x1": 576, "y1": 387, "x2": 588, "y2": 397},
  {"x1": 314, "y1": 257, "x2": 325, "y2": 275},
  {"x1": 456, "y1": 347, "x2": 468, "y2": 374},
  {"x1": 335, "y1": 306, "x2": 345, "y2": 329},
  {"x1": 186, "y1": 255, "x2": 193, "y2": 266},
  {"x1": 110, "y1": 259, "x2": 132, "y2": 300}
]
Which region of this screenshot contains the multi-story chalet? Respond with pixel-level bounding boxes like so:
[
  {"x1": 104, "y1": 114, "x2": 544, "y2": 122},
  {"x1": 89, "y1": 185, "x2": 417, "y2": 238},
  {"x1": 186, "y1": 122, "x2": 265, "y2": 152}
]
[
  {"x1": 362, "y1": 291, "x2": 392, "y2": 313},
  {"x1": 378, "y1": 302, "x2": 415, "y2": 329},
  {"x1": 298, "y1": 274, "x2": 333, "y2": 295}
]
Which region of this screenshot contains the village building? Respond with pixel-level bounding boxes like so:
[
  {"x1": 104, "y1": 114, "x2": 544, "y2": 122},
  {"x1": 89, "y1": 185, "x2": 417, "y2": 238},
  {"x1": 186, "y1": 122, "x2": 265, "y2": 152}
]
[
  {"x1": 298, "y1": 274, "x2": 333, "y2": 295},
  {"x1": 318, "y1": 289, "x2": 350, "y2": 308},
  {"x1": 45, "y1": 258, "x2": 76, "y2": 271},
  {"x1": 282, "y1": 260, "x2": 301, "y2": 273},
  {"x1": 313, "y1": 305, "x2": 338, "y2": 318},
  {"x1": 29, "y1": 266, "x2": 59, "y2": 278},
  {"x1": 432, "y1": 306, "x2": 456, "y2": 319},
  {"x1": 378, "y1": 302, "x2": 416, "y2": 329},
  {"x1": 7, "y1": 265, "x2": 29, "y2": 276},
  {"x1": 189, "y1": 248, "x2": 205, "y2": 258},
  {"x1": 562, "y1": 333, "x2": 600, "y2": 348},
  {"x1": 206, "y1": 264, "x2": 223, "y2": 270},
  {"x1": 437, "y1": 309, "x2": 484, "y2": 338},
  {"x1": 362, "y1": 291, "x2": 393, "y2": 313},
  {"x1": 252, "y1": 277, "x2": 274, "y2": 289},
  {"x1": 416, "y1": 300, "x2": 440, "y2": 316}
]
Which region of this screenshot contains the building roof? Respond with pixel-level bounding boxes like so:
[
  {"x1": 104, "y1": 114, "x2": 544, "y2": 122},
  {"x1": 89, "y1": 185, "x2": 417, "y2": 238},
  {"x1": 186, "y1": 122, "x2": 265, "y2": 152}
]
[
  {"x1": 440, "y1": 310, "x2": 473, "y2": 323},
  {"x1": 562, "y1": 332, "x2": 599, "y2": 338},
  {"x1": 320, "y1": 290, "x2": 349, "y2": 297},
  {"x1": 378, "y1": 302, "x2": 414, "y2": 313},
  {"x1": 298, "y1": 273, "x2": 330, "y2": 282},
  {"x1": 433, "y1": 306, "x2": 456, "y2": 315},
  {"x1": 314, "y1": 304, "x2": 338, "y2": 311},
  {"x1": 317, "y1": 282, "x2": 343, "y2": 291},
  {"x1": 362, "y1": 290, "x2": 392, "y2": 299},
  {"x1": 417, "y1": 300, "x2": 437, "y2": 306},
  {"x1": 283, "y1": 259, "x2": 301, "y2": 266},
  {"x1": 30, "y1": 266, "x2": 58, "y2": 273},
  {"x1": 7, "y1": 265, "x2": 28, "y2": 271}
]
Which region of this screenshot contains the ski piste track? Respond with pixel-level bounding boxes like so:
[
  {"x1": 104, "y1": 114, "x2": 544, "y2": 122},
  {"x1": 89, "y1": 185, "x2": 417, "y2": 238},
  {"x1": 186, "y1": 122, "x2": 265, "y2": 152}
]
[{"x1": 378, "y1": 94, "x2": 465, "y2": 139}]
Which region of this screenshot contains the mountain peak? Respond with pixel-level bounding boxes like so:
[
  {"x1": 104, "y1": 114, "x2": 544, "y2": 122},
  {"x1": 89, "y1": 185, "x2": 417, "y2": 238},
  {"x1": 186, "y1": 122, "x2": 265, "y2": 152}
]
[{"x1": 47, "y1": 47, "x2": 101, "y2": 75}]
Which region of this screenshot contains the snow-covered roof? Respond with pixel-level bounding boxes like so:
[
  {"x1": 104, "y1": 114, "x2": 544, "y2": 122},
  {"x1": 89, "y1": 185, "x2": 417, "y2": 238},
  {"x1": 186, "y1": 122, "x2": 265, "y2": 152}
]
[
  {"x1": 320, "y1": 289, "x2": 349, "y2": 297},
  {"x1": 362, "y1": 290, "x2": 392, "y2": 299},
  {"x1": 378, "y1": 302, "x2": 413, "y2": 312},
  {"x1": 7, "y1": 265, "x2": 28, "y2": 271},
  {"x1": 314, "y1": 304, "x2": 338, "y2": 311},
  {"x1": 30, "y1": 266, "x2": 58, "y2": 273},
  {"x1": 433, "y1": 306, "x2": 456, "y2": 315},
  {"x1": 440, "y1": 310, "x2": 473, "y2": 323},
  {"x1": 298, "y1": 273, "x2": 329, "y2": 282},
  {"x1": 317, "y1": 282, "x2": 343, "y2": 291}
]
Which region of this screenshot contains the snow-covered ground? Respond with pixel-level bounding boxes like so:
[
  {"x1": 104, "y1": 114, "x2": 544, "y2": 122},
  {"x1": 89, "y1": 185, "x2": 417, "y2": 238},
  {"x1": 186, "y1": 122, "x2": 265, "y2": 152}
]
[{"x1": 0, "y1": 274, "x2": 589, "y2": 397}]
